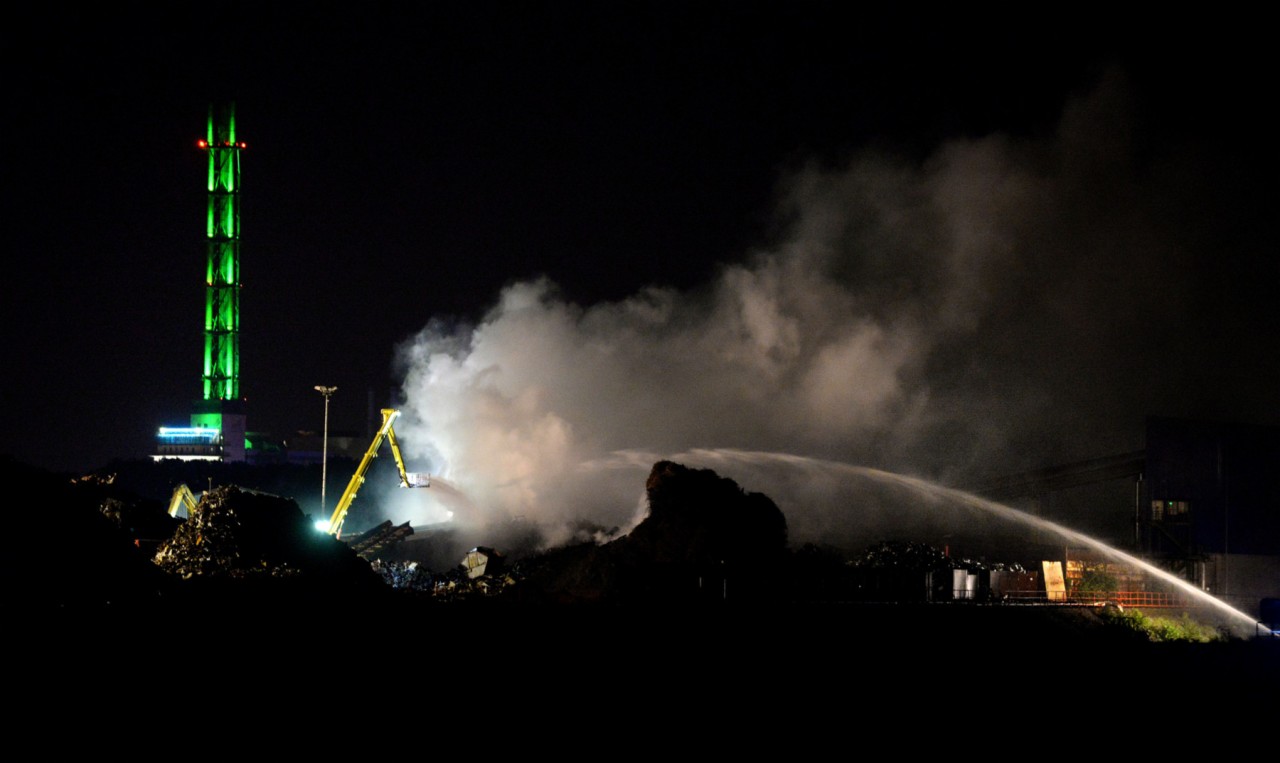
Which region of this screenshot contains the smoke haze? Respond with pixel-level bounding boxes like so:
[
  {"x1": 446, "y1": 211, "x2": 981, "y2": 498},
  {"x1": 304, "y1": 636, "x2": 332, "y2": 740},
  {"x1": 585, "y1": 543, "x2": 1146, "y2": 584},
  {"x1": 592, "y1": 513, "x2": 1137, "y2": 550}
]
[{"x1": 392, "y1": 70, "x2": 1274, "y2": 548}]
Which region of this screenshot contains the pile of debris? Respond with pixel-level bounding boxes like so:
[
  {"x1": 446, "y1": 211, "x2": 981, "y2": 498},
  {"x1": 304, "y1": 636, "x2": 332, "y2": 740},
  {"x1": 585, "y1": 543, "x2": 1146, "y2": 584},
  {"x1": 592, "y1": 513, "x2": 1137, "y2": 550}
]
[
  {"x1": 370, "y1": 559, "x2": 433, "y2": 591},
  {"x1": 505, "y1": 460, "x2": 789, "y2": 604},
  {"x1": 852, "y1": 539, "x2": 1027, "y2": 574},
  {"x1": 155, "y1": 486, "x2": 293, "y2": 578},
  {"x1": 427, "y1": 566, "x2": 523, "y2": 601},
  {"x1": 152, "y1": 486, "x2": 383, "y2": 596},
  {"x1": 851, "y1": 540, "x2": 952, "y2": 571},
  {"x1": 373, "y1": 548, "x2": 527, "y2": 601}
]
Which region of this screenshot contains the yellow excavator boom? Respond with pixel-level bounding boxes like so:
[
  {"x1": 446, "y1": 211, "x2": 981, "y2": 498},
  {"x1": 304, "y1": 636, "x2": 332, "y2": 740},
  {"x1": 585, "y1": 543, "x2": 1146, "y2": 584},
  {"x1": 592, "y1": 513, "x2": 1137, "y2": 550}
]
[
  {"x1": 325, "y1": 408, "x2": 429, "y2": 537},
  {"x1": 168, "y1": 483, "x2": 199, "y2": 518}
]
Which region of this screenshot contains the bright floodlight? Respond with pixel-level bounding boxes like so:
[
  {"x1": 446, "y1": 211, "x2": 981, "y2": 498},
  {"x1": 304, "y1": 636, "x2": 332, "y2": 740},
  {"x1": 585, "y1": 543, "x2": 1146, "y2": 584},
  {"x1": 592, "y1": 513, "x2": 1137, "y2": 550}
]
[{"x1": 314, "y1": 519, "x2": 330, "y2": 533}]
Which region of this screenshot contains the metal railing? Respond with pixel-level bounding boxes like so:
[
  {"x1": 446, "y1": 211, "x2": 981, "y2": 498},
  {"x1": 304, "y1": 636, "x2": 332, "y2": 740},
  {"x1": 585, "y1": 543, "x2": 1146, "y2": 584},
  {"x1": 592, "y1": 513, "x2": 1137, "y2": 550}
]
[{"x1": 998, "y1": 589, "x2": 1185, "y2": 607}]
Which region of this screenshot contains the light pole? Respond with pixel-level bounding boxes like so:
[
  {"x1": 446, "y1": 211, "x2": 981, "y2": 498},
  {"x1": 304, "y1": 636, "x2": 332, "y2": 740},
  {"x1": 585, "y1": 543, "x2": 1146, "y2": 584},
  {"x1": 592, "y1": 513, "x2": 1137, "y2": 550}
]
[{"x1": 314, "y1": 385, "x2": 338, "y2": 522}]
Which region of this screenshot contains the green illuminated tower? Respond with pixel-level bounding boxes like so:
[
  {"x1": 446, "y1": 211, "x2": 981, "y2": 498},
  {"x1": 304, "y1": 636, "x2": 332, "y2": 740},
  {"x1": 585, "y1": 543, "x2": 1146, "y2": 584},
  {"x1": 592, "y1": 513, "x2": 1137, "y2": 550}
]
[
  {"x1": 201, "y1": 103, "x2": 242, "y2": 402},
  {"x1": 190, "y1": 103, "x2": 246, "y2": 461},
  {"x1": 154, "y1": 103, "x2": 248, "y2": 462}
]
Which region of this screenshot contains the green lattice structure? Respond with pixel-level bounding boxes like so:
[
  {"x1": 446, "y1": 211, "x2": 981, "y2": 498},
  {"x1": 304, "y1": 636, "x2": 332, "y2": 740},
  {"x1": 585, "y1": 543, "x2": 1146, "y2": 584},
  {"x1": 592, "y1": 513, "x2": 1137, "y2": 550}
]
[
  {"x1": 201, "y1": 103, "x2": 243, "y2": 403},
  {"x1": 154, "y1": 104, "x2": 248, "y2": 462}
]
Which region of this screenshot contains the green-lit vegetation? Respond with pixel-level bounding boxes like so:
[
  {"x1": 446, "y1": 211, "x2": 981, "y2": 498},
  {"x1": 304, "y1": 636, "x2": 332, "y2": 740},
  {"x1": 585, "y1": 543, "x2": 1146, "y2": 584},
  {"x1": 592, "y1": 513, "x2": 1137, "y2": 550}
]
[
  {"x1": 1072, "y1": 563, "x2": 1119, "y2": 595},
  {"x1": 1098, "y1": 605, "x2": 1225, "y2": 643}
]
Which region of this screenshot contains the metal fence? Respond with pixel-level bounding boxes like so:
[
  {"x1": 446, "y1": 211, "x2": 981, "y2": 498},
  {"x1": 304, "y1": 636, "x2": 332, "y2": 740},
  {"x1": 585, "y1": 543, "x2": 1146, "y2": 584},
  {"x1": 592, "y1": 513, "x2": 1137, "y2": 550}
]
[{"x1": 999, "y1": 589, "x2": 1185, "y2": 607}]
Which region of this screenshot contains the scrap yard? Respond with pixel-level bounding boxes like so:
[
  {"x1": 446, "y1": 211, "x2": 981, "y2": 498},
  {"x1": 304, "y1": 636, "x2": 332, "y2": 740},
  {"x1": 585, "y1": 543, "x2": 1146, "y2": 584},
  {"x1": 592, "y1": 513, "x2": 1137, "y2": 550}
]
[{"x1": 8, "y1": 13, "x2": 1280, "y2": 707}]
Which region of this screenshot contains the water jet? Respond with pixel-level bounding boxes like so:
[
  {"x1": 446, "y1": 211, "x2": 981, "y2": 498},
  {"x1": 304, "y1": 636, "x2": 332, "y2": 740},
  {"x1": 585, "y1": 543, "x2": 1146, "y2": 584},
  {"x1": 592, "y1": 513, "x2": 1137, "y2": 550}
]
[{"x1": 593, "y1": 447, "x2": 1262, "y2": 636}]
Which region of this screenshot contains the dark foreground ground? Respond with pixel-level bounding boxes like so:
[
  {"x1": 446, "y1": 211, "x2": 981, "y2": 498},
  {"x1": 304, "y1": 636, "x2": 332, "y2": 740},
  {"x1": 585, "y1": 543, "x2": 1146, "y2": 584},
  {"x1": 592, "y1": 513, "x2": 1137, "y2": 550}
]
[
  {"x1": 12, "y1": 595, "x2": 1275, "y2": 751},
  {"x1": 23, "y1": 597, "x2": 1277, "y2": 699}
]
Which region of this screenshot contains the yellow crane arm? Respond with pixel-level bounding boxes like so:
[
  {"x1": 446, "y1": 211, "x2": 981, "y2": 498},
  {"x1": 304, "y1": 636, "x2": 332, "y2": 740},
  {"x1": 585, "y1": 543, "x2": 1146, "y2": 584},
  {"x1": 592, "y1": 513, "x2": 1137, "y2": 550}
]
[{"x1": 325, "y1": 408, "x2": 429, "y2": 537}]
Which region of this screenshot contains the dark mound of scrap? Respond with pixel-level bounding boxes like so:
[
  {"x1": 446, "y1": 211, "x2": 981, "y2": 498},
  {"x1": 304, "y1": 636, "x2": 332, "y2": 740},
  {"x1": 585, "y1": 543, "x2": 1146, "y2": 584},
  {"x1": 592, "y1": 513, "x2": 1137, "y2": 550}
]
[
  {"x1": 4, "y1": 456, "x2": 176, "y2": 611},
  {"x1": 511, "y1": 460, "x2": 788, "y2": 603},
  {"x1": 153, "y1": 485, "x2": 384, "y2": 598}
]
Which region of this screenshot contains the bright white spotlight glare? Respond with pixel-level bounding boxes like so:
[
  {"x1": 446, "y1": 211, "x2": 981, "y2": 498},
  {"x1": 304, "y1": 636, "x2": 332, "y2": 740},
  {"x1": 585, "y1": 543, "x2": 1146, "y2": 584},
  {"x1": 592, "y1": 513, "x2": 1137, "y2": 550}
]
[{"x1": 314, "y1": 520, "x2": 330, "y2": 533}]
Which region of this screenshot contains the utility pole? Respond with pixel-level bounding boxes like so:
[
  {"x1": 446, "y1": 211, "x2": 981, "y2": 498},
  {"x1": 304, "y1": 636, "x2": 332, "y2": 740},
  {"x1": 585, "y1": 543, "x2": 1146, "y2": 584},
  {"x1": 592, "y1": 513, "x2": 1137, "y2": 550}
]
[{"x1": 315, "y1": 385, "x2": 338, "y2": 520}]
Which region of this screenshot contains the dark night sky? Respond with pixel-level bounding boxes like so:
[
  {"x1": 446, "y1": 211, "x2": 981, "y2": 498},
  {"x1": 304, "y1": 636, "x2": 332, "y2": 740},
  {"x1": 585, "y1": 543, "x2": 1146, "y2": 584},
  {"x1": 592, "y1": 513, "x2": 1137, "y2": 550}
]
[{"x1": 3, "y1": 5, "x2": 1275, "y2": 476}]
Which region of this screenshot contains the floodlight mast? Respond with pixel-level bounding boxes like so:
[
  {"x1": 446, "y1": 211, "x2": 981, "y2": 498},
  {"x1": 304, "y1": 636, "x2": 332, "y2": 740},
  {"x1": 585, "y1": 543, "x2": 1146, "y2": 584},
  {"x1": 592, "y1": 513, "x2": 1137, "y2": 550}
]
[{"x1": 314, "y1": 385, "x2": 338, "y2": 519}]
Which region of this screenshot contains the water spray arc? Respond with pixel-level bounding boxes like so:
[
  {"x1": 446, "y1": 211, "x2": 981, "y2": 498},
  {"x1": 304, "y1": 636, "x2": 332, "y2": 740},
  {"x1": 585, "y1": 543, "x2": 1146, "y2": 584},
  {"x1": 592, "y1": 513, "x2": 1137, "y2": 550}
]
[
  {"x1": 693, "y1": 449, "x2": 1262, "y2": 635},
  {"x1": 586, "y1": 447, "x2": 1262, "y2": 635}
]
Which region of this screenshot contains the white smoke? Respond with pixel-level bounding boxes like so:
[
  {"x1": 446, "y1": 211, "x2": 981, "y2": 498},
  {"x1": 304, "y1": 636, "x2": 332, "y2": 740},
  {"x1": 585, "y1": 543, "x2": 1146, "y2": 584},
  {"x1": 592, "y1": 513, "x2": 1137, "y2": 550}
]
[
  {"x1": 394, "y1": 243, "x2": 932, "y2": 545},
  {"x1": 392, "y1": 70, "x2": 1252, "y2": 548}
]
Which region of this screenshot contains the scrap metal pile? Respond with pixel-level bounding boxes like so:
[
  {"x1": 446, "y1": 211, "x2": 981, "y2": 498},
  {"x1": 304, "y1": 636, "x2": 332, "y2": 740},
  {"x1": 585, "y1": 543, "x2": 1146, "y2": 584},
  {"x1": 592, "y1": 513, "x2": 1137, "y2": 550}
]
[
  {"x1": 851, "y1": 540, "x2": 1025, "y2": 574},
  {"x1": 371, "y1": 551, "x2": 524, "y2": 600},
  {"x1": 155, "y1": 486, "x2": 298, "y2": 578},
  {"x1": 371, "y1": 559, "x2": 432, "y2": 590},
  {"x1": 152, "y1": 485, "x2": 381, "y2": 594}
]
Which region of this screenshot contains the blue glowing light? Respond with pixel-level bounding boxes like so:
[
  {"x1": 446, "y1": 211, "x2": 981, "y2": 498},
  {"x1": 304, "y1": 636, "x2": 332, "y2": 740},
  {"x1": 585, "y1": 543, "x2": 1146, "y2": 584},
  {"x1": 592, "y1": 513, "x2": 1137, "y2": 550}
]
[{"x1": 158, "y1": 427, "x2": 221, "y2": 442}]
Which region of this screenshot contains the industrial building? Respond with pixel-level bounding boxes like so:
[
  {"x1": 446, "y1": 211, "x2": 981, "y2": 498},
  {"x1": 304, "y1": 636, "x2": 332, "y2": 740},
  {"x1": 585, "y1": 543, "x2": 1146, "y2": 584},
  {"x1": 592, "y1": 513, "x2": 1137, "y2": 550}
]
[
  {"x1": 977, "y1": 416, "x2": 1280, "y2": 616},
  {"x1": 1141, "y1": 416, "x2": 1280, "y2": 609}
]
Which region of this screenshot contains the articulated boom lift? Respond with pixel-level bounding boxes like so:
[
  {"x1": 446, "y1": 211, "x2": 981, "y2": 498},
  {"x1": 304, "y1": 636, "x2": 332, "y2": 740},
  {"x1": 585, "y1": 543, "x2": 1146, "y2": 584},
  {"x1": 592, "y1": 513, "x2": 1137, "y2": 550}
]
[{"x1": 325, "y1": 408, "x2": 429, "y2": 538}]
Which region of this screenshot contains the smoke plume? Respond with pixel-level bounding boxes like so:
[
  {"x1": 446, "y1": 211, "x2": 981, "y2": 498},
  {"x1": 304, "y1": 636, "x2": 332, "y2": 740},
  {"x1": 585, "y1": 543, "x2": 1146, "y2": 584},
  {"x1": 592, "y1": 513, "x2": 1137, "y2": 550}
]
[{"x1": 392, "y1": 70, "x2": 1270, "y2": 549}]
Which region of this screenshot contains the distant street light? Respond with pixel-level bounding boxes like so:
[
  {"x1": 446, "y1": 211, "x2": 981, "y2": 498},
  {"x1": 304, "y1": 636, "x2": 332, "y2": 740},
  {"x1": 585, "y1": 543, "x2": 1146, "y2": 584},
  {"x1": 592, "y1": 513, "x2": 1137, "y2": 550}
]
[{"x1": 314, "y1": 385, "x2": 338, "y2": 522}]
